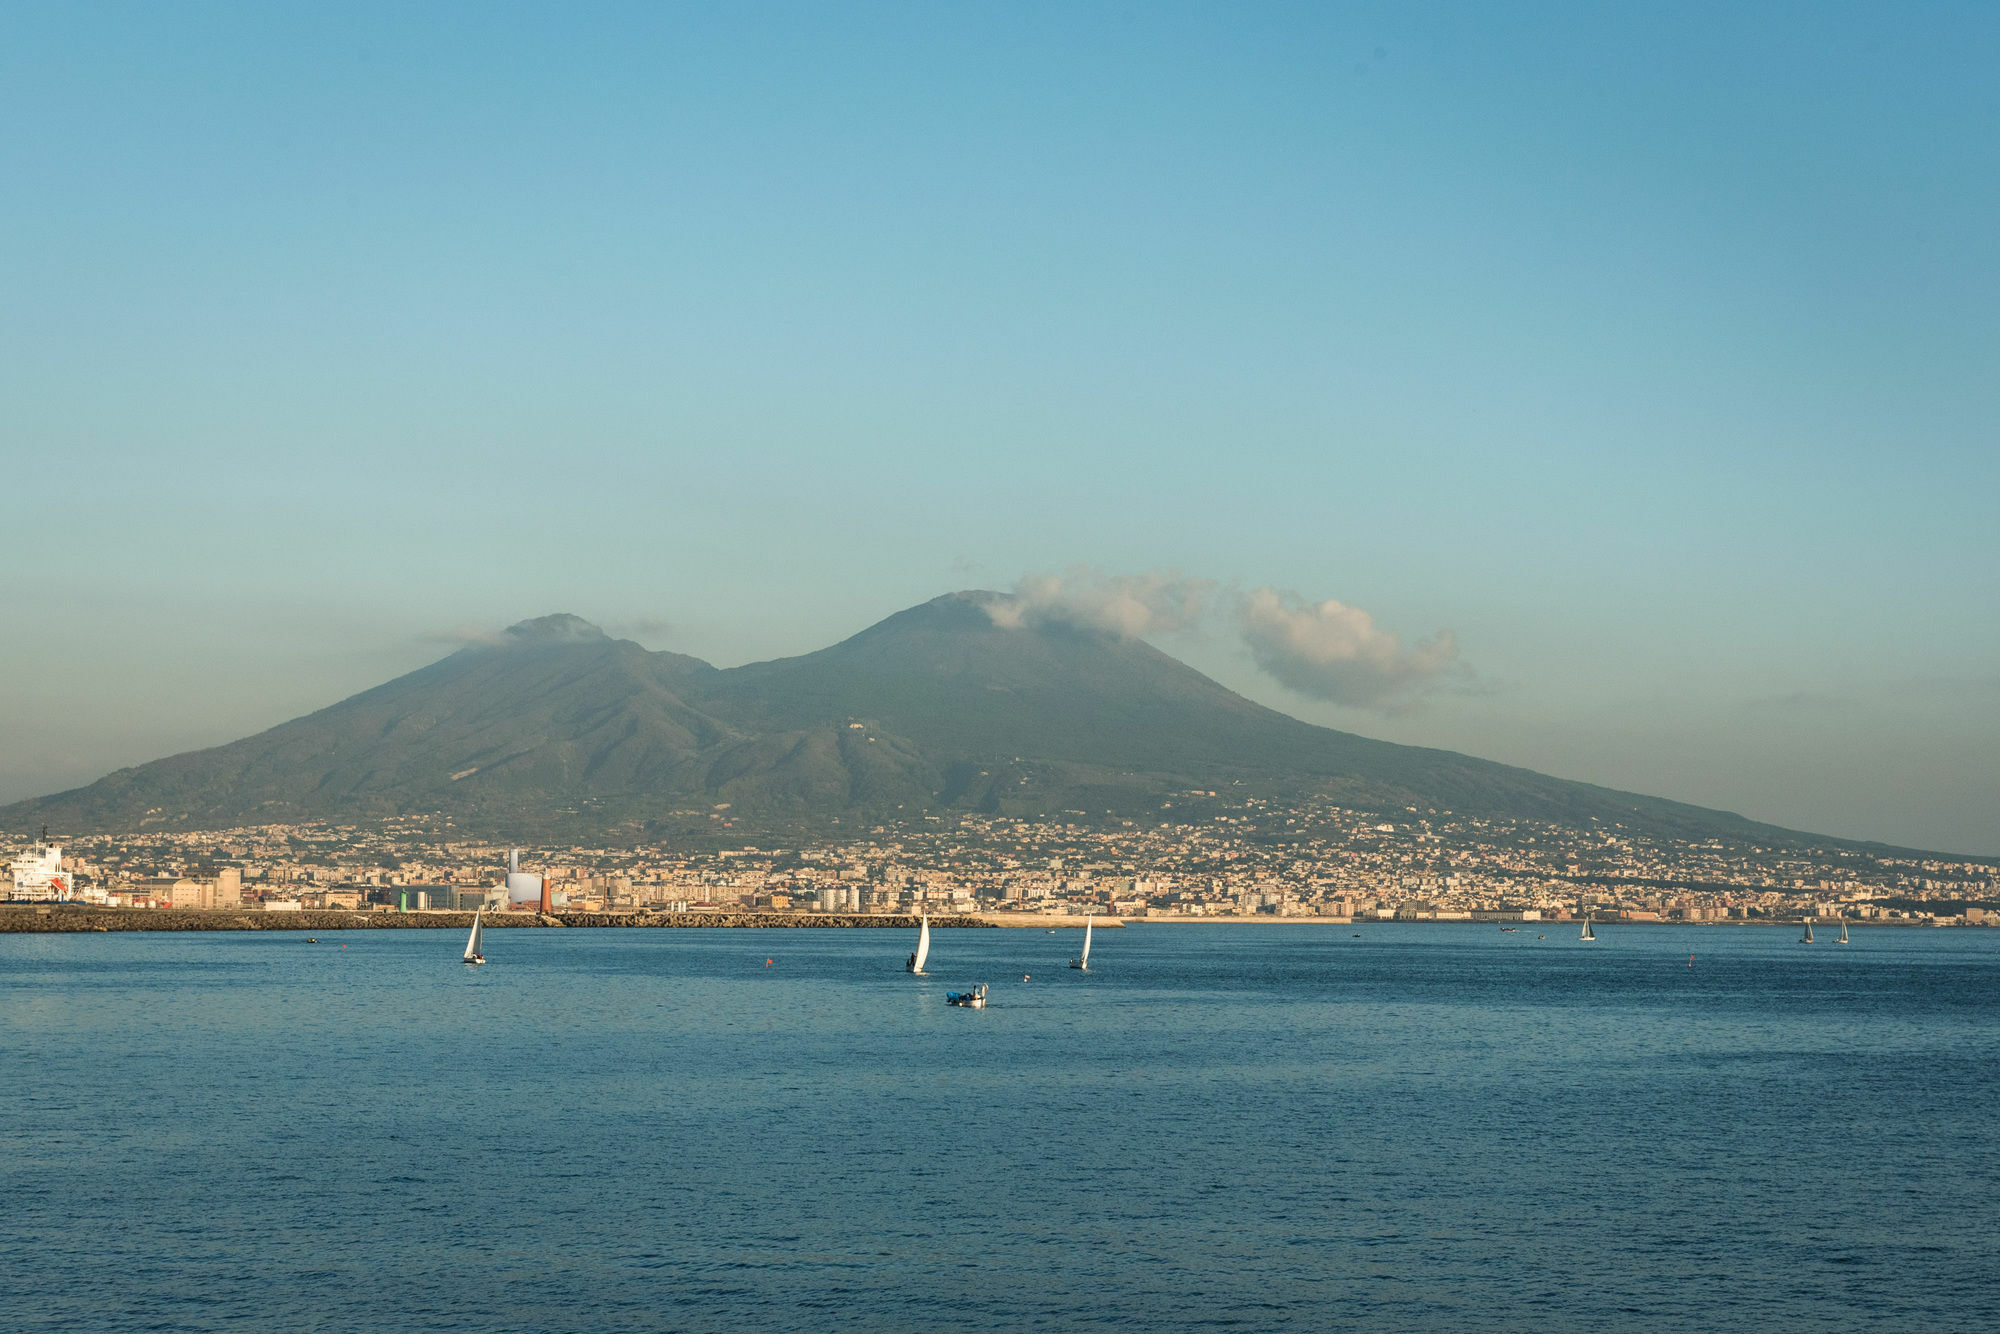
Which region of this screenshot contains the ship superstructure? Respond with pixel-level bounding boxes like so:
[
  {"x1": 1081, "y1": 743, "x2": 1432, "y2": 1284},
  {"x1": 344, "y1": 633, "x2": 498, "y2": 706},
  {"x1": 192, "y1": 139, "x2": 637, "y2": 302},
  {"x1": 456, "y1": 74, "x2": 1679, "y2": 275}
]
[{"x1": 8, "y1": 828, "x2": 73, "y2": 902}]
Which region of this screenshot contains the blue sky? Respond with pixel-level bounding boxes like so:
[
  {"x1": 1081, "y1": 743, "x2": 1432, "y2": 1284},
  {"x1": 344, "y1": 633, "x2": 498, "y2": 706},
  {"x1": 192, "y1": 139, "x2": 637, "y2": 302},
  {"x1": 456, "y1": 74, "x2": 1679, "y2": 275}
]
[{"x1": 3, "y1": 2, "x2": 1995, "y2": 852}]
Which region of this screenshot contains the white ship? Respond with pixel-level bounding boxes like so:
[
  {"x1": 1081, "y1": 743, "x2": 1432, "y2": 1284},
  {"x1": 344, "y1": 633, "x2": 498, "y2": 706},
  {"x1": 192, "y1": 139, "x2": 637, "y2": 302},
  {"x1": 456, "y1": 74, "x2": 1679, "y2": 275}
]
[{"x1": 8, "y1": 827, "x2": 74, "y2": 903}]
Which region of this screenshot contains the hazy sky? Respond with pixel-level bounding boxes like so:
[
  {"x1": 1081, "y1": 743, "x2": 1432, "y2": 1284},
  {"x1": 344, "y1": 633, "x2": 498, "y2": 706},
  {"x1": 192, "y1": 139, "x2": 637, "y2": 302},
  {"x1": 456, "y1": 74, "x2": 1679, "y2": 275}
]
[{"x1": 3, "y1": 3, "x2": 1996, "y2": 853}]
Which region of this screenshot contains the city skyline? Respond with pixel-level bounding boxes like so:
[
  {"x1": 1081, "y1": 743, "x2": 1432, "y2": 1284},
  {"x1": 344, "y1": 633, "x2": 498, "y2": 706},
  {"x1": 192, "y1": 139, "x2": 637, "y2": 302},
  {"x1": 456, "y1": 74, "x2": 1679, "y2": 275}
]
[
  {"x1": 16, "y1": 793, "x2": 1996, "y2": 924},
  {"x1": 4, "y1": 4, "x2": 1997, "y2": 853}
]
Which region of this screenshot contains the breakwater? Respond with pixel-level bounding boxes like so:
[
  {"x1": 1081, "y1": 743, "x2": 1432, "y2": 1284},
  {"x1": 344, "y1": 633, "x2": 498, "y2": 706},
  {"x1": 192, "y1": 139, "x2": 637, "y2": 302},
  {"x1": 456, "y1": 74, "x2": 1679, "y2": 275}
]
[{"x1": 0, "y1": 906, "x2": 995, "y2": 933}]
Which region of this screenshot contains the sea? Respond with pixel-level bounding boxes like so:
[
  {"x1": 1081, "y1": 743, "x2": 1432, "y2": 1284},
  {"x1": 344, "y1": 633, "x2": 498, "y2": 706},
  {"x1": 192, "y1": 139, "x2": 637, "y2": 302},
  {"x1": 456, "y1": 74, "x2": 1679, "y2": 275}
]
[{"x1": 2, "y1": 922, "x2": 1996, "y2": 1333}]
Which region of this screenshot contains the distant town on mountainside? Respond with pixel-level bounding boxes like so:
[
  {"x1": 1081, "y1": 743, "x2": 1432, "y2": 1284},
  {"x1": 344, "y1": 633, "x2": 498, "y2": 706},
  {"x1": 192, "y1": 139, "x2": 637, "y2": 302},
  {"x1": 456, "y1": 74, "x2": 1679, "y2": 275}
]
[{"x1": 10, "y1": 796, "x2": 1996, "y2": 924}]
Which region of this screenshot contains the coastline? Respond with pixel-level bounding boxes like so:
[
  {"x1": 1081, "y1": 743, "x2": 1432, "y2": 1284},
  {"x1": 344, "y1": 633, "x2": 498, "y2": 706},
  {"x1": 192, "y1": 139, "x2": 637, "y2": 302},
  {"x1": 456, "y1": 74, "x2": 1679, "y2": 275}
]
[
  {"x1": 0, "y1": 905, "x2": 1955, "y2": 933},
  {"x1": 0, "y1": 906, "x2": 996, "y2": 933},
  {"x1": 1126, "y1": 913, "x2": 1952, "y2": 928}
]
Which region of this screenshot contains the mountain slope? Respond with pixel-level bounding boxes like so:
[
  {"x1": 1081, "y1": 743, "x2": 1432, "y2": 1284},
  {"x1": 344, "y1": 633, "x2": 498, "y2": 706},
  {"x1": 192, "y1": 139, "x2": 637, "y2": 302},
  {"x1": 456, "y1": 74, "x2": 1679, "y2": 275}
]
[
  {"x1": 6, "y1": 594, "x2": 1816, "y2": 843},
  {"x1": 698, "y1": 593, "x2": 1789, "y2": 838},
  {"x1": 25, "y1": 615, "x2": 735, "y2": 828}
]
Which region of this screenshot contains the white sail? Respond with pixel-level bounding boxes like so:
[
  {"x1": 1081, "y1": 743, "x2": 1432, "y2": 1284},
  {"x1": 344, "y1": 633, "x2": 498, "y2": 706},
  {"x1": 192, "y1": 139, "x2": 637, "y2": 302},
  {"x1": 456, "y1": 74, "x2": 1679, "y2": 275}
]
[
  {"x1": 1580, "y1": 917, "x2": 1595, "y2": 941},
  {"x1": 911, "y1": 915, "x2": 930, "y2": 974},
  {"x1": 1069, "y1": 914, "x2": 1095, "y2": 969},
  {"x1": 1838, "y1": 922, "x2": 1850, "y2": 944},
  {"x1": 464, "y1": 910, "x2": 483, "y2": 961}
]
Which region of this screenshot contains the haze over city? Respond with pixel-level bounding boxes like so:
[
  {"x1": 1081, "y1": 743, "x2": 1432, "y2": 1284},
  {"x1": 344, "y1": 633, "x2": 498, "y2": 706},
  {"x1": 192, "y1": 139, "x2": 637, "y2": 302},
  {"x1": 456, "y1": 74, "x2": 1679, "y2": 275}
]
[{"x1": 4, "y1": 3, "x2": 1996, "y2": 853}]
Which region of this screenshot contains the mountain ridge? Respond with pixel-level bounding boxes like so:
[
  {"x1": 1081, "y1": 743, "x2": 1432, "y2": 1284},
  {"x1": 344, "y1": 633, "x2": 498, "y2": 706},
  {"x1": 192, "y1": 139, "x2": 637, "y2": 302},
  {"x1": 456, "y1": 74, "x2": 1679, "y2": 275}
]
[{"x1": 0, "y1": 593, "x2": 1887, "y2": 850}]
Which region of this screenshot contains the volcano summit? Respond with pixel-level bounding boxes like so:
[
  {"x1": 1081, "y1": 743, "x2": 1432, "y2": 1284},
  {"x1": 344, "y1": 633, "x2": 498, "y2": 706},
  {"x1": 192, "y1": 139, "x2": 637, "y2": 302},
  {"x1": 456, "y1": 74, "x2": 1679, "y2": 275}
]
[{"x1": 7, "y1": 592, "x2": 1824, "y2": 845}]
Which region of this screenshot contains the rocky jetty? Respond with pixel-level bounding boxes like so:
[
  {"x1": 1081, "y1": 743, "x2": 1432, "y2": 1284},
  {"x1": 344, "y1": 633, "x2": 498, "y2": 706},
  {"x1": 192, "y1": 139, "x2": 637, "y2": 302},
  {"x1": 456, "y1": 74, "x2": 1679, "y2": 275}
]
[{"x1": 0, "y1": 906, "x2": 992, "y2": 933}]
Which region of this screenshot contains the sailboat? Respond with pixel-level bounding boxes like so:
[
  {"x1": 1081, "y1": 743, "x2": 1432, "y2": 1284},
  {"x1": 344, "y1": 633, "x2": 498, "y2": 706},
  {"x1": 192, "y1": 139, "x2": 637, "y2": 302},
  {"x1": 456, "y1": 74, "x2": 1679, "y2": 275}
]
[
  {"x1": 1801, "y1": 919, "x2": 1816, "y2": 944},
  {"x1": 906, "y1": 915, "x2": 930, "y2": 975},
  {"x1": 1838, "y1": 921, "x2": 1850, "y2": 944},
  {"x1": 1069, "y1": 915, "x2": 1093, "y2": 971},
  {"x1": 462, "y1": 909, "x2": 485, "y2": 965},
  {"x1": 1579, "y1": 916, "x2": 1596, "y2": 941}
]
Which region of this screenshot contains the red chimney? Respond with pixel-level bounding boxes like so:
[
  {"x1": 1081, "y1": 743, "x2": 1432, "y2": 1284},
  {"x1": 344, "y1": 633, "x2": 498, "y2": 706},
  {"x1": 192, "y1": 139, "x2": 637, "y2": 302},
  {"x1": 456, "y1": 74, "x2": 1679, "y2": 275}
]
[{"x1": 540, "y1": 880, "x2": 553, "y2": 915}]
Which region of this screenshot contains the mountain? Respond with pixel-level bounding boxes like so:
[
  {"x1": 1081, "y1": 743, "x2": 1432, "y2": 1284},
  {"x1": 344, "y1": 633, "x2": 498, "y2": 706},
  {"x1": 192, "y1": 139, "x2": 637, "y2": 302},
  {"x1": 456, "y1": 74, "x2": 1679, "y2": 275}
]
[{"x1": 5, "y1": 593, "x2": 1821, "y2": 844}]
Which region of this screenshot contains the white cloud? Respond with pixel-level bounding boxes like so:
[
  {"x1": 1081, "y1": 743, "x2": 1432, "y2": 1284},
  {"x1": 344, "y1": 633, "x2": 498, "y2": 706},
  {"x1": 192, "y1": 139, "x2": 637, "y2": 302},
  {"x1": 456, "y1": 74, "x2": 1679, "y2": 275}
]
[
  {"x1": 985, "y1": 567, "x2": 1215, "y2": 638},
  {"x1": 1238, "y1": 586, "x2": 1461, "y2": 711},
  {"x1": 985, "y1": 568, "x2": 1468, "y2": 711}
]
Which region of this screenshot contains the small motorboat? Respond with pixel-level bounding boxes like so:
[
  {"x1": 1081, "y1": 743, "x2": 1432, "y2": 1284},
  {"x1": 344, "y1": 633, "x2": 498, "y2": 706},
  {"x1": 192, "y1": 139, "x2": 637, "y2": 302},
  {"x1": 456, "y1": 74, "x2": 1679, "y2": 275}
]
[
  {"x1": 1500, "y1": 927, "x2": 1517, "y2": 933},
  {"x1": 306, "y1": 937, "x2": 318, "y2": 944},
  {"x1": 946, "y1": 984, "x2": 988, "y2": 1009}
]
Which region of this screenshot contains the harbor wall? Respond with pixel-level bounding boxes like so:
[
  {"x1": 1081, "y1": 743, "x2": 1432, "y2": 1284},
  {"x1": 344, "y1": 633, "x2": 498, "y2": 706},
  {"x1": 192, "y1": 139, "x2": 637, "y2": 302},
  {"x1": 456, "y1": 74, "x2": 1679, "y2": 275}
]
[{"x1": 0, "y1": 907, "x2": 996, "y2": 933}]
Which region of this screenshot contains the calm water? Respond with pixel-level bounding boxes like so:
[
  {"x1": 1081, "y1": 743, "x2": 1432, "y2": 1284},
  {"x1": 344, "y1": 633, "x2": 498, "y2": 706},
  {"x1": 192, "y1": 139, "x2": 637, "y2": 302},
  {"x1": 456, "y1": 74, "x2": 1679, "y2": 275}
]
[{"x1": 3, "y1": 923, "x2": 1996, "y2": 1332}]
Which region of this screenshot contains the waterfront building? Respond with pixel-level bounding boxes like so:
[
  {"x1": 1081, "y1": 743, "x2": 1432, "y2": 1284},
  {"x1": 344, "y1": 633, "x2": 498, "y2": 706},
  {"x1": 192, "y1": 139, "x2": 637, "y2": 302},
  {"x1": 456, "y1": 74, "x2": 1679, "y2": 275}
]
[{"x1": 504, "y1": 848, "x2": 544, "y2": 906}]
